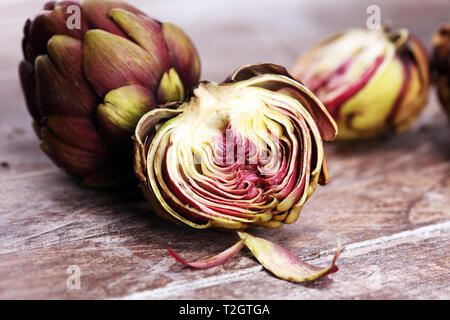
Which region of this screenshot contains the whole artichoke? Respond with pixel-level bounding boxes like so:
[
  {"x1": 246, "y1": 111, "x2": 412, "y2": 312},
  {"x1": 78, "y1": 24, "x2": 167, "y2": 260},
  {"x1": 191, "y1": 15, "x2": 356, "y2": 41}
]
[
  {"x1": 134, "y1": 64, "x2": 337, "y2": 231},
  {"x1": 431, "y1": 24, "x2": 450, "y2": 119},
  {"x1": 291, "y1": 27, "x2": 429, "y2": 140},
  {"x1": 19, "y1": 0, "x2": 200, "y2": 186}
]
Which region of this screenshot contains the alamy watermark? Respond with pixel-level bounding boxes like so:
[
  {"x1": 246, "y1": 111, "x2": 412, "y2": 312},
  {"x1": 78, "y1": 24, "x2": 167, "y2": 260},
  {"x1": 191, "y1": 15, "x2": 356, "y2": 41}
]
[
  {"x1": 66, "y1": 5, "x2": 81, "y2": 30},
  {"x1": 366, "y1": 5, "x2": 381, "y2": 30},
  {"x1": 66, "y1": 265, "x2": 81, "y2": 290}
]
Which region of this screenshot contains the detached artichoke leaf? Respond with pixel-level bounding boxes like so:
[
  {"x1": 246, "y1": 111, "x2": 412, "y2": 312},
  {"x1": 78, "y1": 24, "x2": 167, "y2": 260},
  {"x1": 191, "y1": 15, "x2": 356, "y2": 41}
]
[
  {"x1": 168, "y1": 232, "x2": 341, "y2": 283},
  {"x1": 238, "y1": 232, "x2": 341, "y2": 282},
  {"x1": 168, "y1": 237, "x2": 246, "y2": 270}
]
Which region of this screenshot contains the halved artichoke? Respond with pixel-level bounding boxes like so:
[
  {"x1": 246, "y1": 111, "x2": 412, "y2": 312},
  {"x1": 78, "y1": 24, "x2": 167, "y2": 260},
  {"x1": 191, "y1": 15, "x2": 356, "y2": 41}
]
[
  {"x1": 134, "y1": 64, "x2": 340, "y2": 282},
  {"x1": 134, "y1": 64, "x2": 337, "y2": 230}
]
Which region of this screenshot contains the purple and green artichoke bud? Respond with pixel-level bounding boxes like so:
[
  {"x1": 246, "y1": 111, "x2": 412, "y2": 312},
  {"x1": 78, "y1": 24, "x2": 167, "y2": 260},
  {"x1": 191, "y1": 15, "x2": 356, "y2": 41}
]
[
  {"x1": 291, "y1": 27, "x2": 430, "y2": 140},
  {"x1": 134, "y1": 63, "x2": 337, "y2": 230},
  {"x1": 19, "y1": 0, "x2": 200, "y2": 186},
  {"x1": 134, "y1": 63, "x2": 340, "y2": 282},
  {"x1": 431, "y1": 24, "x2": 450, "y2": 119}
]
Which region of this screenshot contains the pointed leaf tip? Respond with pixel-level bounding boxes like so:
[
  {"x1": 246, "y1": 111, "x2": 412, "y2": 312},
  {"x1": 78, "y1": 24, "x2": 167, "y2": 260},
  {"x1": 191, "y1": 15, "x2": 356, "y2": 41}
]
[
  {"x1": 168, "y1": 237, "x2": 246, "y2": 270},
  {"x1": 157, "y1": 68, "x2": 185, "y2": 103},
  {"x1": 240, "y1": 232, "x2": 341, "y2": 282}
]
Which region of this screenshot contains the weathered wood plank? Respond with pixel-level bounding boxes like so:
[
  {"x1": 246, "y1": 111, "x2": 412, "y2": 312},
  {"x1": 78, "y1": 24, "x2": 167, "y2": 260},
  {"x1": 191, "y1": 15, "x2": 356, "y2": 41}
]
[
  {"x1": 1, "y1": 220, "x2": 448, "y2": 299},
  {"x1": 120, "y1": 222, "x2": 450, "y2": 300}
]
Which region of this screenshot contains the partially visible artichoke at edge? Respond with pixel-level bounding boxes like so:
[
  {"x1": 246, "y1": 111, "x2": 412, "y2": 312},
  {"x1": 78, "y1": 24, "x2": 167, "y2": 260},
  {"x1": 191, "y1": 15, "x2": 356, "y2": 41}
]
[
  {"x1": 431, "y1": 24, "x2": 450, "y2": 120},
  {"x1": 134, "y1": 64, "x2": 341, "y2": 282},
  {"x1": 291, "y1": 27, "x2": 430, "y2": 140},
  {"x1": 19, "y1": 0, "x2": 200, "y2": 186}
]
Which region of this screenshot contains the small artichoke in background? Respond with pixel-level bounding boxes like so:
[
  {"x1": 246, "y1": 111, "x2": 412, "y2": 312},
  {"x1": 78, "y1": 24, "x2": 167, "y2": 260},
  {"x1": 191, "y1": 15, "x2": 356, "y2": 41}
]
[
  {"x1": 431, "y1": 24, "x2": 450, "y2": 119},
  {"x1": 134, "y1": 64, "x2": 340, "y2": 282},
  {"x1": 291, "y1": 27, "x2": 430, "y2": 140},
  {"x1": 19, "y1": 0, "x2": 200, "y2": 186}
]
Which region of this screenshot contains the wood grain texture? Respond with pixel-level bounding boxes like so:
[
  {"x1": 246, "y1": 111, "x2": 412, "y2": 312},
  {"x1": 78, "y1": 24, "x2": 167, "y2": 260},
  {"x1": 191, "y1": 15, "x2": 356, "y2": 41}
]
[
  {"x1": 0, "y1": 0, "x2": 449, "y2": 299},
  {"x1": 121, "y1": 222, "x2": 450, "y2": 300}
]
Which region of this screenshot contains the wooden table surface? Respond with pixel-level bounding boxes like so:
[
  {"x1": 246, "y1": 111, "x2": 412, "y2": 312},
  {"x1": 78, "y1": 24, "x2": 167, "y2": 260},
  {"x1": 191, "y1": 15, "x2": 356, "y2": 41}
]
[{"x1": 1, "y1": 0, "x2": 449, "y2": 300}]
